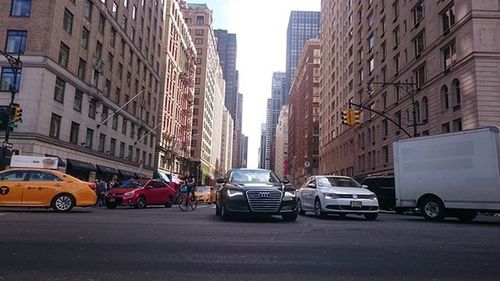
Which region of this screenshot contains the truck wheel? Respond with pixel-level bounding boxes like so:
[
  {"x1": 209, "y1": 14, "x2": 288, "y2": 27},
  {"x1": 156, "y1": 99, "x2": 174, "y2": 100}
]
[
  {"x1": 420, "y1": 197, "x2": 445, "y2": 221},
  {"x1": 457, "y1": 211, "x2": 477, "y2": 222}
]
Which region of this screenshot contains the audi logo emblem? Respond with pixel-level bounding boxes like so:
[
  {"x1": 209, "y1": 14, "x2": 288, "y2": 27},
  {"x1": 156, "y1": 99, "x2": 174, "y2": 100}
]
[
  {"x1": 352, "y1": 194, "x2": 358, "y2": 199},
  {"x1": 258, "y1": 192, "x2": 271, "y2": 198}
]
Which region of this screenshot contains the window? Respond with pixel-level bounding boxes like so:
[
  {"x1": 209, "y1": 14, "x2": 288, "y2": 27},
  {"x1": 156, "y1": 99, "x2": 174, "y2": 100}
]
[
  {"x1": 382, "y1": 119, "x2": 388, "y2": 136},
  {"x1": 54, "y1": 77, "x2": 65, "y2": 103},
  {"x1": 442, "y1": 4, "x2": 455, "y2": 33},
  {"x1": 84, "y1": 0, "x2": 93, "y2": 20},
  {"x1": 11, "y1": 0, "x2": 31, "y2": 17},
  {"x1": 195, "y1": 29, "x2": 203, "y2": 36},
  {"x1": 101, "y1": 106, "x2": 108, "y2": 125},
  {"x1": 81, "y1": 28, "x2": 89, "y2": 49},
  {"x1": 73, "y1": 90, "x2": 83, "y2": 112},
  {"x1": 381, "y1": 41, "x2": 386, "y2": 60},
  {"x1": 0, "y1": 170, "x2": 29, "y2": 181},
  {"x1": 441, "y1": 85, "x2": 449, "y2": 110},
  {"x1": 393, "y1": 54, "x2": 399, "y2": 74},
  {"x1": 110, "y1": 138, "x2": 116, "y2": 155},
  {"x1": 414, "y1": 63, "x2": 426, "y2": 89},
  {"x1": 119, "y1": 142, "x2": 125, "y2": 158},
  {"x1": 0, "y1": 67, "x2": 22, "y2": 92},
  {"x1": 452, "y1": 79, "x2": 461, "y2": 107},
  {"x1": 442, "y1": 122, "x2": 450, "y2": 133},
  {"x1": 196, "y1": 16, "x2": 204, "y2": 25},
  {"x1": 123, "y1": 0, "x2": 128, "y2": 7},
  {"x1": 88, "y1": 100, "x2": 96, "y2": 119},
  {"x1": 367, "y1": 12, "x2": 373, "y2": 27},
  {"x1": 107, "y1": 53, "x2": 114, "y2": 71},
  {"x1": 413, "y1": 31, "x2": 425, "y2": 57},
  {"x1": 104, "y1": 79, "x2": 111, "y2": 97},
  {"x1": 78, "y1": 58, "x2": 86, "y2": 80},
  {"x1": 392, "y1": 26, "x2": 399, "y2": 47},
  {"x1": 413, "y1": 1, "x2": 424, "y2": 25},
  {"x1": 122, "y1": 118, "x2": 127, "y2": 135},
  {"x1": 132, "y1": 5, "x2": 137, "y2": 19},
  {"x1": 98, "y1": 13, "x2": 106, "y2": 35},
  {"x1": 452, "y1": 118, "x2": 462, "y2": 132},
  {"x1": 395, "y1": 111, "x2": 402, "y2": 127},
  {"x1": 98, "y1": 134, "x2": 106, "y2": 152},
  {"x1": 112, "y1": 2, "x2": 118, "y2": 18},
  {"x1": 58, "y1": 42, "x2": 70, "y2": 68},
  {"x1": 121, "y1": 15, "x2": 128, "y2": 30},
  {"x1": 5, "y1": 30, "x2": 27, "y2": 54},
  {"x1": 368, "y1": 33, "x2": 375, "y2": 50},
  {"x1": 112, "y1": 115, "x2": 118, "y2": 130},
  {"x1": 92, "y1": 69, "x2": 100, "y2": 87},
  {"x1": 70, "y1": 122, "x2": 80, "y2": 144},
  {"x1": 443, "y1": 41, "x2": 456, "y2": 70},
  {"x1": 195, "y1": 38, "x2": 203, "y2": 44},
  {"x1": 414, "y1": 101, "x2": 421, "y2": 123},
  {"x1": 49, "y1": 113, "x2": 61, "y2": 138},
  {"x1": 392, "y1": 0, "x2": 399, "y2": 20},
  {"x1": 85, "y1": 128, "x2": 94, "y2": 149},
  {"x1": 28, "y1": 171, "x2": 61, "y2": 182},
  {"x1": 421, "y1": 97, "x2": 429, "y2": 123},
  {"x1": 368, "y1": 57, "x2": 375, "y2": 73},
  {"x1": 63, "y1": 9, "x2": 73, "y2": 34}
]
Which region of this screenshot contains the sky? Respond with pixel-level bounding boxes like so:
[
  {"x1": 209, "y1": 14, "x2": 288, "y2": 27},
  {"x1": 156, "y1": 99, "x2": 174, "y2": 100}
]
[{"x1": 187, "y1": 0, "x2": 321, "y2": 168}]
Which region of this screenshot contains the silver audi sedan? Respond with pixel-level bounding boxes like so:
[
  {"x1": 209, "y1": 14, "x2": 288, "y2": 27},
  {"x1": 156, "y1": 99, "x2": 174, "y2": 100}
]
[{"x1": 297, "y1": 175, "x2": 379, "y2": 220}]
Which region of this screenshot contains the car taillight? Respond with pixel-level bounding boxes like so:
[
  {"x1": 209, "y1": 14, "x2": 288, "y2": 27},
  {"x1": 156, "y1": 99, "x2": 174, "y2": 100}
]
[{"x1": 89, "y1": 183, "x2": 96, "y2": 191}]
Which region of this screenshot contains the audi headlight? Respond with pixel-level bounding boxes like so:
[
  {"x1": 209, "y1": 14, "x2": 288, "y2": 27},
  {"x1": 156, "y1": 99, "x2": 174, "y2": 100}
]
[
  {"x1": 227, "y1": 189, "x2": 243, "y2": 197},
  {"x1": 283, "y1": 191, "x2": 296, "y2": 201},
  {"x1": 324, "y1": 193, "x2": 339, "y2": 200},
  {"x1": 369, "y1": 194, "x2": 377, "y2": 200},
  {"x1": 124, "y1": 191, "x2": 134, "y2": 196}
]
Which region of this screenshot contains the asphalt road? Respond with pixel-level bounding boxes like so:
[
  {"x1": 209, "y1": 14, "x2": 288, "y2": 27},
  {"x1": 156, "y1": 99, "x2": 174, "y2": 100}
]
[{"x1": 1, "y1": 205, "x2": 500, "y2": 281}]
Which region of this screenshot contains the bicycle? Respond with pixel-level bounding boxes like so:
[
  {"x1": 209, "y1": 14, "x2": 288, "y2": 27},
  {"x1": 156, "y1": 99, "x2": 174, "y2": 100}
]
[{"x1": 178, "y1": 190, "x2": 198, "y2": 211}]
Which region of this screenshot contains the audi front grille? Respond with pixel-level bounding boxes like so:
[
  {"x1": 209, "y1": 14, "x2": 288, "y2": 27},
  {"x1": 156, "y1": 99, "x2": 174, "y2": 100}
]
[{"x1": 246, "y1": 190, "x2": 282, "y2": 213}]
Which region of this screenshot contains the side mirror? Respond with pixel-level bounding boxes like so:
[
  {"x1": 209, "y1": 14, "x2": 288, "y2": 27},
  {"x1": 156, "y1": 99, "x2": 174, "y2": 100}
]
[
  {"x1": 361, "y1": 185, "x2": 368, "y2": 189},
  {"x1": 216, "y1": 177, "x2": 226, "y2": 184},
  {"x1": 282, "y1": 179, "x2": 290, "y2": 184}
]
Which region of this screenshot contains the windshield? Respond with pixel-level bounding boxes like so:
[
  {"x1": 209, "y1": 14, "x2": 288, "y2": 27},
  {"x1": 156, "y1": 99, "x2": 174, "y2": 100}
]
[
  {"x1": 317, "y1": 177, "x2": 361, "y2": 188},
  {"x1": 229, "y1": 170, "x2": 281, "y2": 183},
  {"x1": 118, "y1": 181, "x2": 143, "y2": 188}
]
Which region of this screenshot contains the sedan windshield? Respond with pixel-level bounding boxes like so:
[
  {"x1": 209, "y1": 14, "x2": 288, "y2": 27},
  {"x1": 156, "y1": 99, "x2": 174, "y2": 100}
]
[
  {"x1": 229, "y1": 170, "x2": 280, "y2": 183},
  {"x1": 317, "y1": 177, "x2": 361, "y2": 188}
]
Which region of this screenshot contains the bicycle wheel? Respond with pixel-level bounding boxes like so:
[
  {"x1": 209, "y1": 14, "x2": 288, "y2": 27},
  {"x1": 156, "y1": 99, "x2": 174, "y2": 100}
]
[{"x1": 178, "y1": 194, "x2": 188, "y2": 211}]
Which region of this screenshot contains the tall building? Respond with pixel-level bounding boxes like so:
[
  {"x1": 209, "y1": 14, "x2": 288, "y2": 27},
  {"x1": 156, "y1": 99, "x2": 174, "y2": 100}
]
[
  {"x1": 214, "y1": 29, "x2": 242, "y2": 169},
  {"x1": 156, "y1": 0, "x2": 196, "y2": 179},
  {"x1": 181, "y1": 2, "x2": 225, "y2": 184},
  {"x1": 235, "y1": 91, "x2": 244, "y2": 167},
  {"x1": 285, "y1": 10, "x2": 320, "y2": 102},
  {"x1": 241, "y1": 134, "x2": 248, "y2": 168},
  {"x1": 0, "y1": 0, "x2": 164, "y2": 180},
  {"x1": 258, "y1": 123, "x2": 266, "y2": 169},
  {"x1": 288, "y1": 40, "x2": 320, "y2": 186},
  {"x1": 274, "y1": 105, "x2": 289, "y2": 179},
  {"x1": 264, "y1": 72, "x2": 286, "y2": 170},
  {"x1": 220, "y1": 108, "x2": 233, "y2": 174},
  {"x1": 319, "y1": 0, "x2": 500, "y2": 179}
]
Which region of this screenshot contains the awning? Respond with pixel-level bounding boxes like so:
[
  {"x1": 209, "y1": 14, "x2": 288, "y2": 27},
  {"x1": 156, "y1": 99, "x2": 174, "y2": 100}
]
[
  {"x1": 45, "y1": 154, "x2": 66, "y2": 167},
  {"x1": 134, "y1": 172, "x2": 147, "y2": 179},
  {"x1": 66, "y1": 159, "x2": 96, "y2": 172},
  {"x1": 96, "y1": 165, "x2": 118, "y2": 175},
  {"x1": 118, "y1": 169, "x2": 135, "y2": 178}
]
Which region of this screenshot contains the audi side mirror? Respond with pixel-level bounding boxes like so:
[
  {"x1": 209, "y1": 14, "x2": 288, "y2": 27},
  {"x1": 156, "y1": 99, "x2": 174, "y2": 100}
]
[
  {"x1": 361, "y1": 184, "x2": 368, "y2": 189},
  {"x1": 281, "y1": 179, "x2": 290, "y2": 184},
  {"x1": 216, "y1": 177, "x2": 226, "y2": 184}
]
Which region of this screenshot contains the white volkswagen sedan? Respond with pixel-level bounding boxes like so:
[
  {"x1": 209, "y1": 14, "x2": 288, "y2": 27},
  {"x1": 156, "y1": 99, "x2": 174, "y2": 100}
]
[{"x1": 297, "y1": 175, "x2": 379, "y2": 220}]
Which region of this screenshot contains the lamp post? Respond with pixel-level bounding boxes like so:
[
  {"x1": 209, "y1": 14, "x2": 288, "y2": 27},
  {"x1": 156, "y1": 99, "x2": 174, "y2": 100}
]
[{"x1": 0, "y1": 50, "x2": 23, "y2": 145}]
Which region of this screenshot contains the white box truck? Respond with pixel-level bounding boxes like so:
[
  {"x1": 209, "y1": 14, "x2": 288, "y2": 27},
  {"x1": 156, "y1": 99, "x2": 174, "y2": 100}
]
[{"x1": 393, "y1": 126, "x2": 500, "y2": 222}]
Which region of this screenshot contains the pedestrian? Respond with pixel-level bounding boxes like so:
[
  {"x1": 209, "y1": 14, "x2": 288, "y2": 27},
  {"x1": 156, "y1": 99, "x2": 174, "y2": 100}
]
[{"x1": 96, "y1": 179, "x2": 107, "y2": 207}]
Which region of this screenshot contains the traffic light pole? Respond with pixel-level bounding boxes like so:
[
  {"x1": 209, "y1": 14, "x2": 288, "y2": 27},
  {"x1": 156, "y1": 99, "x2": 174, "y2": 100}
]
[
  {"x1": 348, "y1": 101, "x2": 412, "y2": 138},
  {"x1": 0, "y1": 51, "x2": 23, "y2": 146}
]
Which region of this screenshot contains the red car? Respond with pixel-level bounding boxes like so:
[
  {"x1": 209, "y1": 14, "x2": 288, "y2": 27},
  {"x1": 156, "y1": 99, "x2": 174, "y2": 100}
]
[{"x1": 105, "y1": 179, "x2": 177, "y2": 209}]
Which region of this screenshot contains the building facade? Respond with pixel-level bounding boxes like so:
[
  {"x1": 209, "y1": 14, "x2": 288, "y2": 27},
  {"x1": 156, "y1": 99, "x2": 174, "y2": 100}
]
[
  {"x1": 0, "y1": 0, "x2": 164, "y2": 180},
  {"x1": 285, "y1": 10, "x2": 320, "y2": 102},
  {"x1": 264, "y1": 72, "x2": 286, "y2": 171},
  {"x1": 288, "y1": 39, "x2": 320, "y2": 186},
  {"x1": 220, "y1": 108, "x2": 234, "y2": 174},
  {"x1": 240, "y1": 134, "x2": 248, "y2": 168},
  {"x1": 258, "y1": 123, "x2": 266, "y2": 169},
  {"x1": 274, "y1": 105, "x2": 289, "y2": 179},
  {"x1": 156, "y1": 0, "x2": 196, "y2": 179},
  {"x1": 181, "y1": 3, "x2": 225, "y2": 184},
  {"x1": 319, "y1": 0, "x2": 500, "y2": 179}
]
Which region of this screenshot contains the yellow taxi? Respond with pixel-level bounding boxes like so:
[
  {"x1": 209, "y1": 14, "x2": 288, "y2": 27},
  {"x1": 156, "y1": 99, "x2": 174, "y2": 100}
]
[
  {"x1": 0, "y1": 168, "x2": 97, "y2": 212},
  {"x1": 195, "y1": 186, "x2": 215, "y2": 204}
]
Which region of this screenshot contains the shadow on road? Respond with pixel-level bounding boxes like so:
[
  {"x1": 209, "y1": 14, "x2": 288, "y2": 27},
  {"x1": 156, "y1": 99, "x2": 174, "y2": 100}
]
[{"x1": 0, "y1": 207, "x2": 93, "y2": 214}]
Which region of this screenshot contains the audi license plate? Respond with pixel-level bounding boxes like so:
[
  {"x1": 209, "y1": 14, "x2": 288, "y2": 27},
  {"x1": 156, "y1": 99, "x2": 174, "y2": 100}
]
[
  {"x1": 108, "y1": 198, "x2": 116, "y2": 202},
  {"x1": 350, "y1": 201, "x2": 362, "y2": 208}
]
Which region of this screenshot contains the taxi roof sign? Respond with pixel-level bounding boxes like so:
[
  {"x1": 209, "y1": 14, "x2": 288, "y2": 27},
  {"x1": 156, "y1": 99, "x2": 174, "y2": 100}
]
[{"x1": 10, "y1": 156, "x2": 59, "y2": 169}]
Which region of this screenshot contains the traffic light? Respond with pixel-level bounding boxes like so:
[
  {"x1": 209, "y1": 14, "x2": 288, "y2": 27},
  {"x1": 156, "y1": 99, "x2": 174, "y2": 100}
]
[
  {"x1": 11, "y1": 103, "x2": 22, "y2": 123},
  {"x1": 341, "y1": 110, "x2": 351, "y2": 125},
  {"x1": 351, "y1": 110, "x2": 361, "y2": 125}
]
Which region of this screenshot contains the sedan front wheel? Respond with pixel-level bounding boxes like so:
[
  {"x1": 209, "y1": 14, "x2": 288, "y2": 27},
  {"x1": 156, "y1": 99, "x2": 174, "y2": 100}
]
[{"x1": 314, "y1": 198, "x2": 326, "y2": 218}]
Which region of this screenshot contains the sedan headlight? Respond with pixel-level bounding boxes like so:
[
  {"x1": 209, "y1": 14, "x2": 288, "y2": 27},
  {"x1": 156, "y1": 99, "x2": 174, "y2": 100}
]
[
  {"x1": 227, "y1": 189, "x2": 243, "y2": 197},
  {"x1": 283, "y1": 191, "x2": 296, "y2": 201},
  {"x1": 324, "y1": 193, "x2": 339, "y2": 200},
  {"x1": 124, "y1": 191, "x2": 134, "y2": 196},
  {"x1": 369, "y1": 194, "x2": 377, "y2": 200}
]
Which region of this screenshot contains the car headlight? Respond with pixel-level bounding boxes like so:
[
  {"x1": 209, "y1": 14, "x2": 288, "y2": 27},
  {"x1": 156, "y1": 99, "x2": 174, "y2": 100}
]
[
  {"x1": 324, "y1": 193, "x2": 339, "y2": 200},
  {"x1": 369, "y1": 194, "x2": 377, "y2": 200},
  {"x1": 227, "y1": 189, "x2": 243, "y2": 197},
  {"x1": 124, "y1": 191, "x2": 134, "y2": 196},
  {"x1": 283, "y1": 191, "x2": 296, "y2": 201}
]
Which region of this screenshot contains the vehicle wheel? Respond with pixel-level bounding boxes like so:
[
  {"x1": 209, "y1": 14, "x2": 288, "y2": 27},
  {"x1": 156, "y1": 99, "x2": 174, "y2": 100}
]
[
  {"x1": 420, "y1": 197, "x2": 445, "y2": 221},
  {"x1": 220, "y1": 205, "x2": 232, "y2": 221},
  {"x1": 297, "y1": 199, "x2": 305, "y2": 215},
  {"x1": 52, "y1": 194, "x2": 75, "y2": 212},
  {"x1": 457, "y1": 211, "x2": 477, "y2": 222},
  {"x1": 165, "y1": 196, "x2": 174, "y2": 208},
  {"x1": 364, "y1": 213, "x2": 378, "y2": 221},
  {"x1": 314, "y1": 198, "x2": 326, "y2": 218},
  {"x1": 282, "y1": 211, "x2": 298, "y2": 222},
  {"x1": 215, "y1": 203, "x2": 221, "y2": 216},
  {"x1": 106, "y1": 203, "x2": 117, "y2": 209},
  {"x1": 135, "y1": 196, "x2": 147, "y2": 209}
]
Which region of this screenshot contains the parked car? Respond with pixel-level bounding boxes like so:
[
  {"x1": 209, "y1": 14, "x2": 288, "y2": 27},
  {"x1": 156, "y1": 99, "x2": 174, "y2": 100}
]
[
  {"x1": 215, "y1": 169, "x2": 298, "y2": 221},
  {"x1": 360, "y1": 175, "x2": 396, "y2": 211},
  {"x1": 105, "y1": 179, "x2": 176, "y2": 209},
  {"x1": 0, "y1": 168, "x2": 96, "y2": 212},
  {"x1": 195, "y1": 186, "x2": 213, "y2": 203},
  {"x1": 297, "y1": 175, "x2": 379, "y2": 220}
]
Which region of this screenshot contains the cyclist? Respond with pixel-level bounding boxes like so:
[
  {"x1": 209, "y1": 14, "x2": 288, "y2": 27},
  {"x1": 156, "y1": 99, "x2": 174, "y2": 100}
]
[{"x1": 185, "y1": 176, "x2": 196, "y2": 205}]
